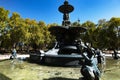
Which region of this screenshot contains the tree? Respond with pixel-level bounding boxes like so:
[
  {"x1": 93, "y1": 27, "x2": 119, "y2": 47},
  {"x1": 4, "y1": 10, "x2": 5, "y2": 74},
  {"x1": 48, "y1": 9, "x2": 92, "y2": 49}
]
[
  {"x1": 107, "y1": 17, "x2": 120, "y2": 50},
  {"x1": 9, "y1": 12, "x2": 23, "y2": 47},
  {"x1": 71, "y1": 21, "x2": 81, "y2": 27},
  {"x1": 26, "y1": 20, "x2": 45, "y2": 49},
  {"x1": 81, "y1": 21, "x2": 96, "y2": 46},
  {"x1": 94, "y1": 19, "x2": 109, "y2": 49},
  {"x1": 0, "y1": 7, "x2": 10, "y2": 49},
  {"x1": 0, "y1": 7, "x2": 9, "y2": 34},
  {"x1": 105, "y1": 17, "x2": 120, "y2": 59}
]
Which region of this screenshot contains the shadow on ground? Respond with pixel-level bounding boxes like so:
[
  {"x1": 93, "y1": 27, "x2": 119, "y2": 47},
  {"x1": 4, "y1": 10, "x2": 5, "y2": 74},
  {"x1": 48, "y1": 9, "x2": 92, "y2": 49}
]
[
  {"x1": 0, "y1": 59, "x2": 9, "y2": 62},
  {"x1": 0, "y1": 73, "x2": 11, "y2": 80},
  {"x1": 43, "y1": 77, "x2": 83, "y2": 80}
]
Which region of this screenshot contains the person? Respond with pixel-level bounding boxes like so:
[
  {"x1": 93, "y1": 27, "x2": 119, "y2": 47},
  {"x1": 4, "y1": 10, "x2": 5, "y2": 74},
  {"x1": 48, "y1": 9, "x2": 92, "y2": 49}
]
[
  {"x1": 112, "y1": 50, "x2": 119, "y2": 59},
  {"x1": 10, "y1": 48, "x2": 17, "y2": 59}
]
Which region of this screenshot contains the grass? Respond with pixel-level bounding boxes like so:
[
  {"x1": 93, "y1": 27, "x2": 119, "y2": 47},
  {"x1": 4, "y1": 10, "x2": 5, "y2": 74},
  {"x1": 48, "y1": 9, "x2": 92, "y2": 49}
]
[{"x1": 0, "y1": 58, "x2": 120, "y2": 80}]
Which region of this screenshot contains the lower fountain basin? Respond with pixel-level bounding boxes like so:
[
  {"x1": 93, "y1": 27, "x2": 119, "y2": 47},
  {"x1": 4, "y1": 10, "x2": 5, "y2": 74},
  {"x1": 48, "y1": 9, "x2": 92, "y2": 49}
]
[{"x1": 44, "y1": 54, "x2": 83, "y2": 66}]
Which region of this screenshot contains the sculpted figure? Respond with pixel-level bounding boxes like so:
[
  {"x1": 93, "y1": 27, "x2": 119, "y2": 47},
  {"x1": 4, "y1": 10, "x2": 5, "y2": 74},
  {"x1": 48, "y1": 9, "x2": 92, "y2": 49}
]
[
  {"x1": 10, "y1": 48, "x2": 17, "y2": 59},
  {"x1": 78, "y1": 44, "x2": 101, "y2": 80},
  {"x1": 96, "y1": 49, "x2": 106, "y2": 73}
]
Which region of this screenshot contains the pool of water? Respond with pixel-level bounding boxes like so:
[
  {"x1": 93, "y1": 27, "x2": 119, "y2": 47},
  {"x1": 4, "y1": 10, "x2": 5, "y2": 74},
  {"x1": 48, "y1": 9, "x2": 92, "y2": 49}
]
[{"x1": 0, "y1": 58, "x2": 120, "y2": 80}]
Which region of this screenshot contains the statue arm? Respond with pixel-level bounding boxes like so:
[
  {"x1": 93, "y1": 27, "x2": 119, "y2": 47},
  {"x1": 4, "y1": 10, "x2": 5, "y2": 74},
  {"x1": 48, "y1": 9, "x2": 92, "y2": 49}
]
[{"x1": 82, "y1": 52, "x2": 91, "y2": 61}]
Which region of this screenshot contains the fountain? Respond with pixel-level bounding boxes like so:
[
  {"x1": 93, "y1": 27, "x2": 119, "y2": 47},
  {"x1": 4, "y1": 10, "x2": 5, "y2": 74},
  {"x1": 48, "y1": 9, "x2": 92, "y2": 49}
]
[
  {"x1": 39, "y1": 0, "x2": 87, "y2": 66},
  {"x1": 41, "y1": 1, "x2": 104, "y2": 79},
  {"x1": 29, "y1": 1, "x2": 103, "y2": 68}
]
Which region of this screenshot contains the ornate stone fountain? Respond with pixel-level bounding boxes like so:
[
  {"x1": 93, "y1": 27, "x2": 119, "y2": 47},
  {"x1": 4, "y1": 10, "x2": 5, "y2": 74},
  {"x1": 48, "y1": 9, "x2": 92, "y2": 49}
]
[
  {"x1": 43, "y1": 0, "x2": 86, "y2": 66},
  {"x1": 29, "y1": 3, "x2": 105, "y2": 80}
]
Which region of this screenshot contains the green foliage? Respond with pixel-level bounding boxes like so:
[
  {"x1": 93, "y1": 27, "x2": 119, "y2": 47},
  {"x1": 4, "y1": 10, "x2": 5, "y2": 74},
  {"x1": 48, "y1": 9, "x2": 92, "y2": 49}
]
[
  {"x1": 81, "y1": 21, "x2": 96, "y2": 45},
  {"x1": 79, "y1": 19, "x2": 120, "y2": 50},
  {"x1": 0, "y1": 7, "x2": 10, "y2": 49},
  {"x1": 0, "y1": 7, "x2": 9, "y2": 34},
  {"x1": 0, "y1": 8, "x2": 9, "y2": 20},
  {"x1": 71, "y1": 21, "x2": 81, "y2": 27},
  {"x1": 0, "y1": 8, "x2": 56, "y2": 50},
  {"x1": 0, "y1": 7, "x2": 120, "y2": 51}
]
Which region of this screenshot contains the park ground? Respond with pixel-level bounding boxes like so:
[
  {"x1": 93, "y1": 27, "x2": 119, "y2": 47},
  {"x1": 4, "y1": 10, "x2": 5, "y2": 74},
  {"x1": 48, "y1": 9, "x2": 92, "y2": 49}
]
[
  {"x1": 0, "y1": 52, "x2": 120, "y2": 80},
  {"x1": 0, "y1": 52, "x2": 120, "y2": 60}
]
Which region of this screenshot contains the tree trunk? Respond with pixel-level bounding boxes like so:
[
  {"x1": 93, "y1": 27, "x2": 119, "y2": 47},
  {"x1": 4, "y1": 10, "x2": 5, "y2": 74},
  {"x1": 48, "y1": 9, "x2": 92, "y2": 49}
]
[{"x1": 113, "y1": 50, "x2": 119, "y2": 59}]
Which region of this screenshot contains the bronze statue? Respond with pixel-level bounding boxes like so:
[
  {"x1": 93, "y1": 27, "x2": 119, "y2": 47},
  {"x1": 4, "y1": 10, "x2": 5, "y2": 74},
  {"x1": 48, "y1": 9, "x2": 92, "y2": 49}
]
[{"x1": 78, "y1": 44, "x2": 101, "y2": 80}]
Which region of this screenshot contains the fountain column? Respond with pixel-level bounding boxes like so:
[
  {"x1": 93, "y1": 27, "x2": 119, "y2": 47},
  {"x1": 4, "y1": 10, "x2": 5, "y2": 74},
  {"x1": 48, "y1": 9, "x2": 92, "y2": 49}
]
[{"x1": 58, "y1": 0, "x2": 74, "y2": 27}]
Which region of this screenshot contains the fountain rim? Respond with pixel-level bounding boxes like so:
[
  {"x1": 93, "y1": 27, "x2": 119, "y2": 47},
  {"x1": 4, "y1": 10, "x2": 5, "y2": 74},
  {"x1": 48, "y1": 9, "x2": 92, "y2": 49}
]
[{"x1": 49, "y1": 26, "x2": 87, "y2": 33}]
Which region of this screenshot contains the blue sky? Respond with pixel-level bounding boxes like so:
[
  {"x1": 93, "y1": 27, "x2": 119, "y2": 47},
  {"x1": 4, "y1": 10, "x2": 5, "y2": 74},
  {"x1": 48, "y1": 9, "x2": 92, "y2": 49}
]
[{"x1": 0, "y1": 0, "x2": 120, "y2": 25}]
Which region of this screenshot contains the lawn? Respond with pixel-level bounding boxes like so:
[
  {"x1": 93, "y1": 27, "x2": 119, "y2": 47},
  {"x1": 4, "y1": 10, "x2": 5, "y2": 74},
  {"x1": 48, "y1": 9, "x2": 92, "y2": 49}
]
[{"x1": 0, "y1": 58, "x2": 120, "y2": 80}]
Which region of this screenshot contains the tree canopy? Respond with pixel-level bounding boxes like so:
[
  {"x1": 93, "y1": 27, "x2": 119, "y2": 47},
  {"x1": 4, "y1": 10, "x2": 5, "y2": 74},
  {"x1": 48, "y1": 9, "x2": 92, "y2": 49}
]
[{"x1": 0, "y1": 7, "x2": 120, "y2": 52}]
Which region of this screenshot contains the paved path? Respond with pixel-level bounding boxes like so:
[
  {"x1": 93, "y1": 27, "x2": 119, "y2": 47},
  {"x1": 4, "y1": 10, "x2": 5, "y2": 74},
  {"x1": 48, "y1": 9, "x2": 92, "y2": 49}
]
[
  {"x1": 0, "y1": 53, "x2": 120, "y2": 60},
  {"x1": 0, "y1": 54, "x2": 29, "y2": 60}
]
